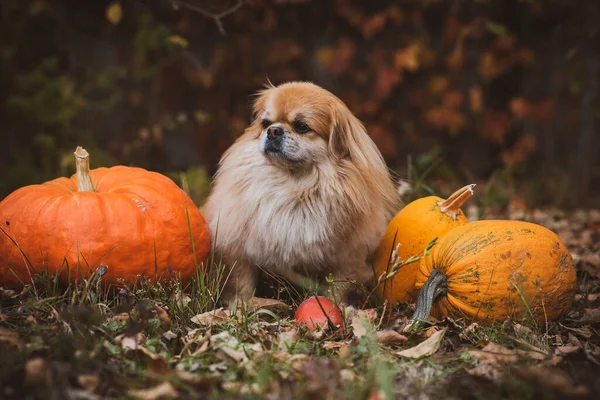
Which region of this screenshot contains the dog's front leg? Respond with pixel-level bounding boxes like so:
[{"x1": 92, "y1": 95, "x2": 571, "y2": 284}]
[
  {"x1": 221, "y1": 259, "x2": 257, "y2": 310},
  {"x1": 331, "y1": 260, "x2": 374, "y2": 306}
]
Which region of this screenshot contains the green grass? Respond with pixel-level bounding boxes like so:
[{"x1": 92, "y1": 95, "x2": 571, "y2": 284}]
[
  {"x1": 1, "y1": 259, "x2": 595, "y2": 400},
  {"x1": 1, "y1": 188, "x2": 598, "y2": 399},
  {"x1": 0, "y1": 269, "x2": 406, "y2": 399}
]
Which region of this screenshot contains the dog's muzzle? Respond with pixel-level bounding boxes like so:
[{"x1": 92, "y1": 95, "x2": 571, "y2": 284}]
[{"x1": 264, "y1": 126, "x2": 284, "y2": 154}]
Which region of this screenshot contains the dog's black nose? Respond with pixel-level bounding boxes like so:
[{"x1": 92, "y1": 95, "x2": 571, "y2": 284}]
[{"x1": 267, "y1": 126, "x2": 284, "y2": 138}]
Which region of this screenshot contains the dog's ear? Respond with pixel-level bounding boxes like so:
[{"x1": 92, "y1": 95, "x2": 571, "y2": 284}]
[
  {"x1": 329, "y1": 100, "x2": 400, "y2": 215},
  {"x1": 329, "y1": 104, "x2": 368, "y2": 161},
  {"x1": 329, "y1": 118, "x2": 349, "y2": 160},
  {"x1": 329, "y1": 102, "x2": 391, "y2": 171}
]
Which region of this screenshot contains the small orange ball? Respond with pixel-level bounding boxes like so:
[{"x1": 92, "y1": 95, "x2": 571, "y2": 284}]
[{"x1": 294, "y1": 296, "x2": 344, "y2": 331}]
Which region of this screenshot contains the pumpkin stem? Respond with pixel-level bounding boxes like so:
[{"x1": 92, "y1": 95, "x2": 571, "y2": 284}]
[
  {"x1": 438, "y1": 184, "x2": 476, "y2": 220},
  {"x1": 405, "y1": 269, "x2": 447, "y2": 331},
  {"x1": 74, "y1": 146, "x2": 95, "y2": 192}
]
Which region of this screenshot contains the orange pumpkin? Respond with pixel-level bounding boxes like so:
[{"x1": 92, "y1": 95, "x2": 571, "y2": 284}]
[
  {"x1": 409, "y1": 220, "x2": 576, "y2": 327},
  {"x1": 0, "y1": 147, "x2": 210, "y2": 288},
  {"x1": 374, "y1": 184, "x2": 475, "y2": 305}
]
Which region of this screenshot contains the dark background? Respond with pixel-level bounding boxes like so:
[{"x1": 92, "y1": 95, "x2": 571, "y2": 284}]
[{"x1": 1, "y1": 0, "x2": 599, "y2": 208}]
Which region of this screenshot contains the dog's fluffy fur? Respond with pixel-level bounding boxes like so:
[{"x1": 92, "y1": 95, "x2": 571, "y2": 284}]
[{"x1": 202, "y1": 81, "x2": 398, "y2": 304}]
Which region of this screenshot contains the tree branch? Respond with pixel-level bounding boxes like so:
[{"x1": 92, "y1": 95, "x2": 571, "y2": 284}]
[{"x1": 171, "y1": 0, "x2": 247, "y2": 36}]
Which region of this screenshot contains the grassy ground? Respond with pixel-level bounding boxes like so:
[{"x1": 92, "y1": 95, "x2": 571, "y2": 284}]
[{"x1": 1, "y1": 202, "x2": 599, "y2": 400}]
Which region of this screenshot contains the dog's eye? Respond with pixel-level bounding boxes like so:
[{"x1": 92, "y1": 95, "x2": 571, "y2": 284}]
[
  {"x1": 294, "y1": 121, "x2": 311, "y2": 134},
  {"x1": 261, "y1": 119, "x2": 271, "y2": 129}
]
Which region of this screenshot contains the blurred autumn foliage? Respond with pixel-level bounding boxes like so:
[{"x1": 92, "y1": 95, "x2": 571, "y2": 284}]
[{"x1": 1, "y1": 0, "x2": 599, "y2": 207}]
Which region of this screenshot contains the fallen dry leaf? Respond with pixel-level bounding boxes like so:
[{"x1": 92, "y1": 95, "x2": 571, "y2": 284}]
[
  {"x1": 304, "y1": 358, "x2": 341, "y2": 396},
  {"x1": 337, "y1": 345, "x2": 352, "y2": 361},
  {"x1": 351, "y1": 310, "x2": 375, "y2": 338},
  {"x1": 115, "y1": 332, "x2": 146, "y2": 351},
  {"x1": 583, "y1": 253, "x2": 600, "y2": 268},
  {"x1": 106, "y1": 312, "x2": 129, "y2": 324},
  {"x1": 193, "y1": 338, "x2": 210, "y2": 356},
  {"x1": 514, "y1": 365, "x2": 590, "y2": 398},
  {"x1": 288, "y1": 354, "x2": 311, "y2": 374},
  {"x1": 210, "y1": 330, "x2": 261, "y2": 364},
  {"x1": 270, "y1": 351, "x2": 308, "y2": 379},
  {"x1": 220, "y1": 346, "x2": 248, "y2": 363},
  {"x1": 208, "y1": 361, "x2": 228, "y2": 373},
  {"x1": 278, "y1": 328, "x2": 298, "y2": 350},
  {"x1": 469, "y1": 342, "x2": 547, "y2": 363},
  {"x1": 587, "y1": 294, "x2": 599, "y2": 302},
  {"x1": 396, "y1": 328, "x2": 446, "y2": 358},
  {"x1": 18, "y1": 286, "x2": 31, "y2": 298},
  {"x1": 175, "y1": 370, "x2": 220, "y2": 390},
  {"x1": 375, "y1": 329, "x2": 408, "y2": 344},
  {"x1": 248, "y1": 297, "x2": 291, "y2": 314},
  {"x1": 467, "y1": 342, "x2": 547, "y2": 382},
  {"x1": 554, "y1": 345, "x2": 580, "y2": 356},
  {"x1": 583, "y1": 342, "x2": 600, "y2": 365},
  {"x1": 460, "y1": 322, "x2": 488, "y2": 343},
  {"x1": 182, "y1": 329, "x2": 210, "y2": 355},
  {"x1": 0, "y1": 313, "x2": 7, "y2": 322},
  {"x1": 129, "y1": 381, "x2": 178, "y2": 400},
  {"x1": 0, "y1": 327, "x2": 23, "y2": 350},
  {"x1": 579, "y1": 308, "x2": 600, "y2": 324},
  {"x1": 0, "y1": 287, "x2": 17, "y2": 299},
  {"x1": 367, "y1": 388, "x2": 386, "y2": 400},
  {"x1": 322, "y1": 340, "x2": 352, "y2": 350},
  {"x1": 24, "y1": 358, "x2": 48, "y2": 386},
  {"x1": 148, "y1": 357, "x2": 170, "y2": 376},
  {"x1": 162, "y1": 330, "x2": 177, "y2": 341},
  {"x1": 423, "y1": 325, "x2": 441, "y2": 338},
  {"x1": 154, "y1": 304, "x2": 171, "y2": 328},
  {"x1": 77, "y1": 374, "x2": 99, "y2": 393},
  {"x1": 340, "y1": 369, "x2": 357, "y2": 382},
  {"x1": 567, "y1": 333, "x2": 583, "y2": 348},
  {"x1": 560, "y1": 324, "x2": 593, "y2": 339},
  {"x1": 172, "y1": 292, "x2": 191, "y2": 311},
  {"x1": 508, "y1": 336, "x2": 548, "y2": 356},
  {"x1": 345, "y1": 304, "x2": 373, "y2": 323},
  {"x1": 190, "y1": 308, "x2": 231, "y2": 326},
  {"x1": 511, "y1": 322, "x2": 535, "y2": 337},
  {"x1": 221, "y1": 381, "x2": 258, "y2": 395},
  {"x1": 136, "y1": 345, "x2": 164, "y2": 360}
]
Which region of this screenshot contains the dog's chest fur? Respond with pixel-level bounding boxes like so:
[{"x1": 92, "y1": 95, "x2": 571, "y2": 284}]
[
  {"x1": 243, "y1": 179, "x2": 336, "y2": 269},
  {"x1": 218, "y1": 167, "x2": 346, "y2": 272}
]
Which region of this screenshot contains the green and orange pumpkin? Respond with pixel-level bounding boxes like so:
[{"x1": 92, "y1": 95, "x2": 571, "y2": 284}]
[{"x1": 409, "y1": 219, "x2": 577, "y2": 327}]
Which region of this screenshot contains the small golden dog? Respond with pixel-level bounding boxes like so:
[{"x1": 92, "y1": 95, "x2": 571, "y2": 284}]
[{"x1": 202, "y1": 81, "x2": 398, "y2": 305}]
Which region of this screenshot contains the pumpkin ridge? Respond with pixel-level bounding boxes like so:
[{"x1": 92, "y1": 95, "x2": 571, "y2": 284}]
[
  {"x1": 25, "y1": 191, "x2": 64, "y2": 240},
  {"x1": 103, "y1": 174, "x2": 179, "y2": 194},
  {"x1": 92, "y1": 174, "x2": 104, "y2": 191},
  {"x1": 76, "y1": 166, "x2": 141, "y2": 191},
  {"x1": 44, "y1": 178, "x2": 76, "y2": 193},
  {"x1": 434, "y1": 228, "x2": 502, "y2": 276}
]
